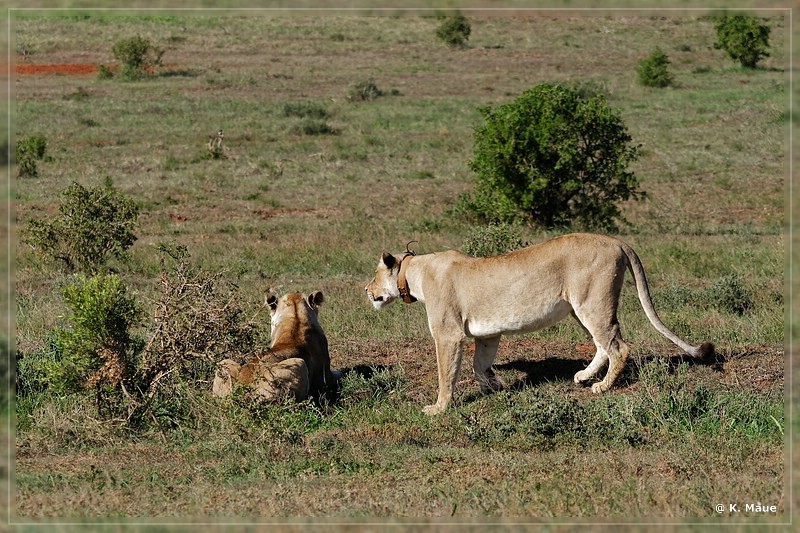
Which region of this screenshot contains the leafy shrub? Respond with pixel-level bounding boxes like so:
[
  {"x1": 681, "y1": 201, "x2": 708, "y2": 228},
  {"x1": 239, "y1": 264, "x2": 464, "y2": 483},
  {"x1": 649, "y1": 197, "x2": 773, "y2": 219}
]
[
  {"x1": 111, "y1": 34, "x2": 164, "y2": 79},
  {"x1": 637, "y1": 47, "x2": 674, "y2": 87},
  {"x1": 436, "y1": 13, "x2": 471, "y2": 48},
  {"x1": 713, "y1": 14, "x2": 771, "y2": 68},
  {"x1": 15, "y1": 134, "x2": 47, "y2": 178},
  {"x1": 704, "y1": 273, "x2": 753, "y2": 315},
  {"x1": 347, "y1": 78, "x2": 383, "y2": 102},
  {"x1": 458, "y1": 83, "x2": 642, "y2": 230},
  {"x1": 25, "y1": 178, "x2": 139, "y2": 273},
  {"x1": 461, "y1": 223, "x2": 525, "y2": 257},
  {"x1": 15, "y1": 274, "x2": 144, "y2": 420}
]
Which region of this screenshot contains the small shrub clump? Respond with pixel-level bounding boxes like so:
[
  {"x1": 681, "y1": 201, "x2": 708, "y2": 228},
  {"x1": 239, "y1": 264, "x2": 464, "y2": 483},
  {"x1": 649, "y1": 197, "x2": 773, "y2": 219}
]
[
  {"x1": 704, "y1": 273, "x2": 753, "y2": 315},
  {"x1": 713, "y1": 14, "x2": 771, "y2": 69},
  {"x1": 24, "y1": 178, "x2": 139, "y2": 274},
  {"x1": 111, "y1": 34, "x2": 164, "y2": 79},
  {"x1": 291, "y1": 119, "x2": 338, "y2": 136},
  {"x1": 347, "y1": 78, "x2": 383, "y2": 102},
  {"x1": 637, "y1": 47, "x2": 674, "y2": 88},
  {"x1": 15, "y1": 134, "x2": 47, "y2": 178},
  {"x1": 436, "y1": 13, "x2": 471, "y2": 48}
]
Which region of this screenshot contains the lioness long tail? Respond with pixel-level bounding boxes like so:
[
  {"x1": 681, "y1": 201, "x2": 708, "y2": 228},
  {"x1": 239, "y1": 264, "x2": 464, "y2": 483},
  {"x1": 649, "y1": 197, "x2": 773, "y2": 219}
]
[{"x1": 621, "y1": 243, "x2": 715, "y2": 361}]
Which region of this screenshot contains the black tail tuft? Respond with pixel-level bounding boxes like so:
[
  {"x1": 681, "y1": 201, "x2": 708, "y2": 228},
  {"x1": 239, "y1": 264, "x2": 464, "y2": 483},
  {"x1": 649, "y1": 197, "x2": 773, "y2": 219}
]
[{"x1": 696, "y1": 342, "x2": 724, "y2": 365}]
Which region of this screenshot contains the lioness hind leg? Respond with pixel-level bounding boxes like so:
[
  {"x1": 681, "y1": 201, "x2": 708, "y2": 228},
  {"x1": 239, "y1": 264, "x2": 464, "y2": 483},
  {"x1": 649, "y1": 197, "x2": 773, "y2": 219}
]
[
  {"x1": 574, "y1": 341, "x2": 609, "y2": 385},
  {"x1": 474, "y1": 336, "x2": 504, "y2": 394},
  {"x1": 571, "y1": 308, "x2": 629, "y2": 393},
  {"x1": 591, "y1": 335, "x2": 630, "y2": 394},
  {"x1": 571, "y1": 311, "x2": 610, "y2": 385}
]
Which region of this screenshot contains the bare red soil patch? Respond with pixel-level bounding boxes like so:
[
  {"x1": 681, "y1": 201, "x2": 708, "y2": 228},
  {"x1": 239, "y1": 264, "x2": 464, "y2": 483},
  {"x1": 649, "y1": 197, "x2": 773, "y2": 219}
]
[{"x1": 13, "y1": 63, "x2": 99, "y2": 75}]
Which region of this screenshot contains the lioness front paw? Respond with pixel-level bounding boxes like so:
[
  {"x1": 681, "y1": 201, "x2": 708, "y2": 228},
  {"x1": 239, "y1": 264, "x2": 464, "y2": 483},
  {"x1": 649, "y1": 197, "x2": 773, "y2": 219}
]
[
  {"x1": 591, "y1": 381, "x2": 610, "y2": 394},
  {"x1": 574, "y1": 370, "x2": 590, "y2": 384},
  {"x1": 422, "y1": 403, "x2": 445, "y2": 416}
]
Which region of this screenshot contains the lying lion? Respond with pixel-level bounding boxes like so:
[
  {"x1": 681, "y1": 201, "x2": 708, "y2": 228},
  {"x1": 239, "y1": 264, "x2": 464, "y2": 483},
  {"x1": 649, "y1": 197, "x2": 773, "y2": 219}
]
[
  {"x1": 213, "y1": 291, "x2": 335, "y2": 402},
  {"x1": 366, "y1": 233, "x2": 715, "y2": 414}
]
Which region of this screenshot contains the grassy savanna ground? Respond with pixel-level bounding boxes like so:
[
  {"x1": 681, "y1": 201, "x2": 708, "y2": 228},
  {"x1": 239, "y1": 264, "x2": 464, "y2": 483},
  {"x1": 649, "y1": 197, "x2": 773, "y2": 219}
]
[{"x1": 9, "y1": 10, "x2": 790, "y2": 526}]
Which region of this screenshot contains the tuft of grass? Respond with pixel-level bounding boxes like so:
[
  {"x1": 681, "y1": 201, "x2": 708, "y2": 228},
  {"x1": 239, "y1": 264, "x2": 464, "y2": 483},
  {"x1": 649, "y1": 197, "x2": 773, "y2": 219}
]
[
  {"x1": 291, "y1": 119, "x2": 338, "y2": 136},
  {"x1": 281, "y1": 101, "x2": 330, "y2": 119}
]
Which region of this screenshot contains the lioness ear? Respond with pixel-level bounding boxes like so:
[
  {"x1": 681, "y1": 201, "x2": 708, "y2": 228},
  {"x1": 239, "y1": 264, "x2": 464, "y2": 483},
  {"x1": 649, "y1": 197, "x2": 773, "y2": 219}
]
[
  {"x1": 381, "y1": 252, "x2": 396, "y2": 270},
  {"x1": 267, "y1": 295, "x2": 278, "y2": 313},
  {"x1": 308, "y1": 291, "x2": 324, "y2": 308}
]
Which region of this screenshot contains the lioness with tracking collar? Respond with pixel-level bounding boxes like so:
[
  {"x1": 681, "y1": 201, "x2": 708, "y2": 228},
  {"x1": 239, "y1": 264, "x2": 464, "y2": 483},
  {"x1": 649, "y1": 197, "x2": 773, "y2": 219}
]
[{"x1": 365, "y1": 233, "x2": 715, "y2": 415}]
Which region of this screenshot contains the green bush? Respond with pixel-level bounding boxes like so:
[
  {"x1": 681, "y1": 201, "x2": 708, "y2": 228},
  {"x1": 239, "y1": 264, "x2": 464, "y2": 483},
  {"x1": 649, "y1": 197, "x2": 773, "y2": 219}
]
[
  {"x1": 461, "y1": 223, "x2": 525, "y2": 257},
  {"x1": 24, "y1": 178, "x2": 139, "y2": 273},
  {"x1": 15, "y1": 134, "x2": 47, "y2": 178},
  {"x1": 713, "y1": 14, "x2": 771, "y2": 69},
  {"x1": 112, "y1": 35, "x2": 164, "y2": 79},
  {"x1": 459, "y1": 83, "x2": 642, "y2": 230},
  {"x1": 637, "y1": 47, "x2": 674, "y2": 87},
  {"x1": 58, "y1": 273, "x2": 142, "y2": 389},
  {"x1": 16, "y1": 274, "x2": 144, "y2": 420},
  {"x1": 436, "y1": 13, "x2": 471, "y2": 48}
]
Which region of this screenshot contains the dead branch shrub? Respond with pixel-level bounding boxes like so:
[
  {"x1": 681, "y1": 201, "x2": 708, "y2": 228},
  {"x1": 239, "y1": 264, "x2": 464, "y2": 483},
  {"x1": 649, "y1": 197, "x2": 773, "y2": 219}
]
[{"x1": 128, "y1": 244, "x2": 262, "y2": 428}]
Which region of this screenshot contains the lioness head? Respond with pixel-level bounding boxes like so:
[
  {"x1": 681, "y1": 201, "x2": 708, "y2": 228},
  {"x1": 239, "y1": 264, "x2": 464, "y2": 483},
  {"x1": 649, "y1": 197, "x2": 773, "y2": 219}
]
[
  {"x1": 365, "y1": 252, "x2": 402, "y2": 310},
  {"x1": 267, "y1": 291, "x2": 324, "y2": 336}
]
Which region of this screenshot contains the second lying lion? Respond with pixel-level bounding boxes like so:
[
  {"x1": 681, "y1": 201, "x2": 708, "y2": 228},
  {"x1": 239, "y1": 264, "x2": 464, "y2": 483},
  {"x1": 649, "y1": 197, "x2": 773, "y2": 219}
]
[{"x1": 212, "y1": 291, "x2": 335, "y2": 402}]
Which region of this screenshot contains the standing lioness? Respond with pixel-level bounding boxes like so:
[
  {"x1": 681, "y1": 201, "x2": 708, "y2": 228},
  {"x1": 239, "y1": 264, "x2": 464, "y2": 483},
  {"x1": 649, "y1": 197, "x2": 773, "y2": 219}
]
[{"x1": 365, "y1": 233, "x2": 715, "y2": 415}]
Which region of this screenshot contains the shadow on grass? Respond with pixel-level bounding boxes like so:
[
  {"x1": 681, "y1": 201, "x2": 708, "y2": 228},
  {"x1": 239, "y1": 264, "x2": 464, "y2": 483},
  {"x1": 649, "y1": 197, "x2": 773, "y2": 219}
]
[
  {"x1": 495, "y1": 350, "x2": 725, "y2": 391},
  {"x1": 338, "y1": 364, "x2": 393, "y2": 380}
]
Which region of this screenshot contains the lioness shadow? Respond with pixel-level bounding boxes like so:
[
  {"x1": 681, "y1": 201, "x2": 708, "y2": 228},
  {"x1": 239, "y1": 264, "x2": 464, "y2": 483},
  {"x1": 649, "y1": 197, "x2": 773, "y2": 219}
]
[
  {"x1": 483, "y1": 350, "x2": 723, "y2": 396},
  {"x1": 495, "y1": 357, "x2": 587, "y2": 390}
]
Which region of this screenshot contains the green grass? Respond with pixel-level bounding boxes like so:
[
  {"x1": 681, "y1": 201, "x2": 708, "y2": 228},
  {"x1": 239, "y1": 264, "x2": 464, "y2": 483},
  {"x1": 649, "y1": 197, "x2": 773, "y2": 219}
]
[
  {"x1": 11, "y1": 10, "x2": 788, "y2": 523},
  {"x1": 15, "y1": 358, "x2": 784, "y2": 518}
]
